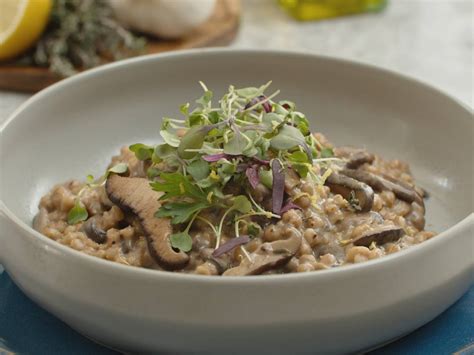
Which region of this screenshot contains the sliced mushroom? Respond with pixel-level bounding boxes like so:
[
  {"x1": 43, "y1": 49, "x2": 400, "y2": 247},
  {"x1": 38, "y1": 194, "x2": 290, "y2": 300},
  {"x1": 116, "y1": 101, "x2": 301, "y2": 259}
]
[
  {"x1": 416, "y1": 186, "x2": 429, "y2": 199},
  {"x1": 341, "y1": 168, "x2": 421, "y2": 205},
  {"x1": 81, "y1": 216, "x2": 107, "y2": 244},
  {"x1": 346, "y1": 151, "x2": 375, "y2": 169},
  {"x1": 339, "y1": 211, "x2": 384, "y2": 231},
  {"x1": 335, "y1": 147, "x2": 375, "y2": 169},
  {"x1": 406, "y1": 202, "x2": 426, "y2": 230},
  {"x1": 106, "y1": 174, "x2": 189, "y2": 270},
  {"x1": 325, "y1": 172, "x2": 374, "y2": 212},
  {"x1": 353, "y1": 225, "x2": 404, "y2": 247},
  {"x1": 200, "y1": 248, "x2": 230, "y2": 274},
  {"x1": 223, "y1": 233, "x2": 302, "y2": 276},
  {"x1": 380, "y1": 173, "x2": 427, "y2": 204}
]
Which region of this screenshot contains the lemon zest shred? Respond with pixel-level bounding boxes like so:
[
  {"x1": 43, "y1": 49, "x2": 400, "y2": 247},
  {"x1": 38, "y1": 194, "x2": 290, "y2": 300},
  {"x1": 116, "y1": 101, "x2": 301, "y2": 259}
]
[
  {"x1": 320, "y1": 168, "x2": 333, "y2": 185},
  {"x1": 206, "y1": 191, "x2": 214, "y2": 204},
  {"x1": 209, "y1": 170, "x2": 220, "y2": 181}
]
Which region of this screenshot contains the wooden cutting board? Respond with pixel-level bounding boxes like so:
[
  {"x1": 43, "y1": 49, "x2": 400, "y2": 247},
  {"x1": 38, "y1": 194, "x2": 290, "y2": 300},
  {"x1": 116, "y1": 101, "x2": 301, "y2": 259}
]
[{"x1": 0, "y1": 0, "x2": 240, "y2": 93}]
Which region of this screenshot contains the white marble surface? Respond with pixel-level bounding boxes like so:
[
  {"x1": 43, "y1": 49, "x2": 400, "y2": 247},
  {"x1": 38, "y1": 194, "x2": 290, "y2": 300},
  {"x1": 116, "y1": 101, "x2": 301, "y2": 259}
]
[{"x1": 0, "y1": 0, "x2": 472, "y2": 125}]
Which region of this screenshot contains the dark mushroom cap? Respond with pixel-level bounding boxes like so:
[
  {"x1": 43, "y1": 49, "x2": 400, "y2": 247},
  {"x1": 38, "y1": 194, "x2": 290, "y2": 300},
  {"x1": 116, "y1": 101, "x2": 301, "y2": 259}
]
[
  {"x1": 335, "y1": 147, "x2": 375, "y2": 169},
  {"x1": 341, "y1": 168, "x2": 422, "y2": 205},
  {"x1": 325, "y1": 172, "x2": 374, "y2": 212},
  {"x1": 353, "y1": 225, "x2": 404, "y2": 247},
  {"x1": 106, "y1": 174, "x2": 189, "y2": 270},
  {"x1": 200, "y1": 248, "x2": 230, "y2": 274},
  {"x1": 223, "y1": 233, "x2": 302, "y2": 276},
  {"x1": 380, "y1": 173, "x2": 426, "y2": 205},
  {"x1": 81, "y1": 216, "x2": 107, "y2": 244},
  {"x1": 415, "y1": 186, "x2": 429, "y2": 199}
]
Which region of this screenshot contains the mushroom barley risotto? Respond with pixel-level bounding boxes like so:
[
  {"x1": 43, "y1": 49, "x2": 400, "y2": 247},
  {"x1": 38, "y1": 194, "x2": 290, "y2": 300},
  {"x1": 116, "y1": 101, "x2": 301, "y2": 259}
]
[{"x1": 34, "y1": 83, "x2": 435, "y2": 276}]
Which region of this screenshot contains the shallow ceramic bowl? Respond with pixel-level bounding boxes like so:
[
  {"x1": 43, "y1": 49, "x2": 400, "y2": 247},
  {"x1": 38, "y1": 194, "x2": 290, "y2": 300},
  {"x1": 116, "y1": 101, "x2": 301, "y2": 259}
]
[{"x1": 0, "y1": 50, "x2": 472, "y2": 354}]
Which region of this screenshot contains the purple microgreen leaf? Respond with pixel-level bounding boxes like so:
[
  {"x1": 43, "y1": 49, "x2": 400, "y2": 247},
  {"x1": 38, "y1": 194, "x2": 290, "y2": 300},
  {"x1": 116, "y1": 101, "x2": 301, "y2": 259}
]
[
  {"x1": 246, "y1": 165, "x2": 260, "y2": 189},
  {"x1": 244, "y1": 97, "x2": 259, "y2": 110},
  {"x1": 251, "y1": 156, "x2": 270, "y2": 165},
  {"x1": 271, "y1": 159, "x2": 285, "y2": 215},
  {"x1": 280, "y1": 201, "x2": 302, "y2": 214},
  {"x1": 212, "y1": 235, "x2": 250, "y2": 257},
  {"x1": 244, "y1": 95, "x2": 272, "y2": 113},
  {"x1": 259, "y1": 95, "x2": 272, "y2": 113},
  {"x1": 202, "y1": 153, "x2": 229, "y2": 162}
]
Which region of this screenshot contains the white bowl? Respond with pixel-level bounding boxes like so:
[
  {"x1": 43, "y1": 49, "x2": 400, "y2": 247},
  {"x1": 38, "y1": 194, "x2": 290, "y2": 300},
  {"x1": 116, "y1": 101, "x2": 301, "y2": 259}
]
[{"x1": 0, "y1": 49, "x2": 472, "y2": 354}]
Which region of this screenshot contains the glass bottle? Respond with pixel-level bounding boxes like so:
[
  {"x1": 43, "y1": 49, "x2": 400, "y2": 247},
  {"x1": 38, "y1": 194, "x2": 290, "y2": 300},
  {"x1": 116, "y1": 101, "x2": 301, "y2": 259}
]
[{"x1": 279, "y1": 0, "x2": 388, "y2": 21}]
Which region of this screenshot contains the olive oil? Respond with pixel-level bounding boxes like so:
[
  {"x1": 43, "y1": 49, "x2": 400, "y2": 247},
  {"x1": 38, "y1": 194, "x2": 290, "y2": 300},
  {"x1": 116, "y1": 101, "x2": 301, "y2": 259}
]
[{"x1": 279, "y1": 0, "x2": 387, "y2": 21}]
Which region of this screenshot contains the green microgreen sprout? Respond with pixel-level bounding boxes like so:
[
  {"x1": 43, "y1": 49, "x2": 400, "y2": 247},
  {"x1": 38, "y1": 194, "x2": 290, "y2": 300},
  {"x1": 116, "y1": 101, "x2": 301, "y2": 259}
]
[
  {"x1": 67, "y1": 201, "x2": 88, "y2": 225},
  {"x1": 215, "y1": 195, "x2": 252, "y2": 248},
  {"x1": 169, "y1": 212, "x2": 198, "y2": 252},
  {"x1": 239, "y1": 192, "x2": 280, "y2": 220},
  {"x1": 196, "y1": 216, "x2": 219, "y2": 237},
  {"x1": 234, "y1": 219, "x2": 252, "y2": 262}
]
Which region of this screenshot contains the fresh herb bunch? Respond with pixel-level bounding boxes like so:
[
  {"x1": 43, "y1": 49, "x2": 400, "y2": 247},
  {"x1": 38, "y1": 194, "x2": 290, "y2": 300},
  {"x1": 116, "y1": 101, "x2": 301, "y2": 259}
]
[
  {"x1": 130, "y1": 82, "x2": 337, "y2": 252},
  {"x1": 16, "y1": 0, "x2": 146, "y2": 77}
]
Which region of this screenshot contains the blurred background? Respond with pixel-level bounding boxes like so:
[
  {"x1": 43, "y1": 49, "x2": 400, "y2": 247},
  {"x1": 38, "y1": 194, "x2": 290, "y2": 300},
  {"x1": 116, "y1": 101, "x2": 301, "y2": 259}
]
[
  {"x1": 0, "y1": 0, "x2": 472, "y2": 118},
  {"x1": 0, "y1": 0, "x2": 473, "y2": 354},
  {"x1": 236, "y1": 0, "x2": 472, "y2": 106}
]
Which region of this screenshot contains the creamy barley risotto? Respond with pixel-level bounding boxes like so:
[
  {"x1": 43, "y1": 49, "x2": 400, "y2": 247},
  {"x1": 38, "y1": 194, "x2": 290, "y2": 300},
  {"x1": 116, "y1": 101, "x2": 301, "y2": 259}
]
[{"x1": 34, "y1": 83, "x2": 434, "y2": 276}]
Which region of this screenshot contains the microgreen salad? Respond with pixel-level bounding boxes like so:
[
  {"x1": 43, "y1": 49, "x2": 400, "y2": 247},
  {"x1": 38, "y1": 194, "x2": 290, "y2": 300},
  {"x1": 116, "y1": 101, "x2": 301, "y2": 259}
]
[{"x1": 127, "y1": 82, "x2": 336, "y2": 253}]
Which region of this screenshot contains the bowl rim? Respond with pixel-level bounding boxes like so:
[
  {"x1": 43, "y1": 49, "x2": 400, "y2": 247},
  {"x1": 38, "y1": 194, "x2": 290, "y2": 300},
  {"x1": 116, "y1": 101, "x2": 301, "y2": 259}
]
[{"x1": 1, "y1": 48, "x2": 473, "y2": 284}]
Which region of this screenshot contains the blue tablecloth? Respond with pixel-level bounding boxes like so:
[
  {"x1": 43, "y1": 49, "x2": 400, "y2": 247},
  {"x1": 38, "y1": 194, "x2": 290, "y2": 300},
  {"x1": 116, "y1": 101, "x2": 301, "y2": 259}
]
[{"x1": 1, "y1": 266, "x2": 472, "y2": 355}]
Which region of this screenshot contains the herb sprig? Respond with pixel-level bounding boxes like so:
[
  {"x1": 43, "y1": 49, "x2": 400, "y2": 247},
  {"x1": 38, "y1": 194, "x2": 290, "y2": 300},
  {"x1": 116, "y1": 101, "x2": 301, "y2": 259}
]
[{"x1": 16, "y1": 0, "x2": 145, "y2": 77}]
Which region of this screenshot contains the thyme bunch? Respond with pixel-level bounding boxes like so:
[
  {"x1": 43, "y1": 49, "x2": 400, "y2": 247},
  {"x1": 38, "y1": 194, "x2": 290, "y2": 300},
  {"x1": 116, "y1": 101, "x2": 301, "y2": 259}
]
[{"x1": 17, "y1": 0, "x2": 146, "y2": 77}]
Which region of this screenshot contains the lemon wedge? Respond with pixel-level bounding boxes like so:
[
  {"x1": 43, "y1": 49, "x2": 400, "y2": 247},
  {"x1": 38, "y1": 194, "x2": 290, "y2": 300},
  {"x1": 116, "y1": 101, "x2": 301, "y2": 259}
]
[{"x1": 0, "y1": 0, "x2": 52, "y2": 60}]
